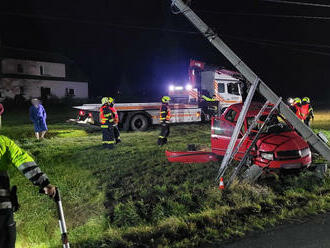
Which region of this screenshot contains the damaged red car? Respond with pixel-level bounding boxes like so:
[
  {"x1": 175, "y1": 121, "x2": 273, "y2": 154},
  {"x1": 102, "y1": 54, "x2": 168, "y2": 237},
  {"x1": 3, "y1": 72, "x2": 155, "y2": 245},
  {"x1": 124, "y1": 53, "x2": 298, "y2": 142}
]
[{"x1": 167, "y1": 102, "x2": 312, "y2": 172}]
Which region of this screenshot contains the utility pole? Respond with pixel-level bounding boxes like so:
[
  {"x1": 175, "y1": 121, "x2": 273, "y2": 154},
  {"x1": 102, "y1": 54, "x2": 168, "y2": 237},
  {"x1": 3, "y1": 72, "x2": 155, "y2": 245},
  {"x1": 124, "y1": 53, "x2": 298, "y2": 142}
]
[{"x1": 169, "y1": 0, "x2": 330, "y2": 169}]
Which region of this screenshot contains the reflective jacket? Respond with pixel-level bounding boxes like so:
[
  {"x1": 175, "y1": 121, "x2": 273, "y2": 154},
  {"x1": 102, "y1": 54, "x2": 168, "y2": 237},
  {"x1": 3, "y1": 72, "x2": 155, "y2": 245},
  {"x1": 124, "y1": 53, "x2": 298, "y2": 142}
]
[
  {"x1": 301, "y1": 103, "x2": 314, "y2": 120},
  {"x1": 160, "y1": 103, "x2": 171, "y2": 123},
  {"x1": 109, "y1": 106, "x2": 119, "y2": 124},
  {"x1": 201, "y1": 95, "x2": 217, "y2": 102},
  {"x1": 292, "y1": 103, "x2": 304, "y2": 120},
  {"x1": 0, "y1": 135, "x2": 50, "y2": 210},
  {"x1": 99, "y1": 104, "x2": 114, "y2": 128}
]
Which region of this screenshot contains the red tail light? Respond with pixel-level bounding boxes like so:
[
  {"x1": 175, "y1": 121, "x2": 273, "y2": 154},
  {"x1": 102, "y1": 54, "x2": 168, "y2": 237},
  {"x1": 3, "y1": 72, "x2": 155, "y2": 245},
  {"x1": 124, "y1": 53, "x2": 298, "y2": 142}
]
[
  {"x1": 79, "y1": 110, "x2": 85, "y2": 116},
  {"x1": 88, "y1": 113, "x2": 92, "y2": 117}
]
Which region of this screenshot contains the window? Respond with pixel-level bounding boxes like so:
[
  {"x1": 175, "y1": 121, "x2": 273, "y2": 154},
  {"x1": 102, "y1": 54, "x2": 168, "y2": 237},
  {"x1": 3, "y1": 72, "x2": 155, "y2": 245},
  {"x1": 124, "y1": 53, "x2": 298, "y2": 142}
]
[
  {"x1": 227, "y1": 82, "x2": 240, "y2": 95},
  {"x1": 17, "y1": 64, "x2": 23, "y2": 73},
  {"x1": 69, "y1": 88, "x2": 75, "y2": 96},
  {"x1": 212, "y1": 118, "x2": 234, "y2": 137},
  {"x1": 41, "y1": 87, "x2": 51, "y2": 99},
  {"x1": 217, "y1": 83, "x2": 225, "y2": 93},
  {"x1": 225, "y1": 109, "x2": 237, "y2": 122},
  {"x1": 66, "y1": 88, "x2": 75, "y2": 96},
  {"x1": 40, "y1": 66, "x2": 44, "y2": 75}
]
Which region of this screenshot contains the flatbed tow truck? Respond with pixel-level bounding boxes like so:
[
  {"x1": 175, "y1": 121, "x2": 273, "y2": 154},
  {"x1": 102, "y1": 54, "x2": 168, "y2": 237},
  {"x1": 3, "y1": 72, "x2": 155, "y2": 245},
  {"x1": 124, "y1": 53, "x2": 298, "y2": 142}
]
[{"x1": 71, "y1": 60, "x2": 245, "y2": 131}]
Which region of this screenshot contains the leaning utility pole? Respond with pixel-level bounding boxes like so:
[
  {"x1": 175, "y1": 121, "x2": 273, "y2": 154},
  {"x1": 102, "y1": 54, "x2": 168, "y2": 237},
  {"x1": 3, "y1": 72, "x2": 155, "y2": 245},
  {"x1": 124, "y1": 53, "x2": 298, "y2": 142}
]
[{"x1": 169, "y1": 0, "x2": 330, "y2": 176}]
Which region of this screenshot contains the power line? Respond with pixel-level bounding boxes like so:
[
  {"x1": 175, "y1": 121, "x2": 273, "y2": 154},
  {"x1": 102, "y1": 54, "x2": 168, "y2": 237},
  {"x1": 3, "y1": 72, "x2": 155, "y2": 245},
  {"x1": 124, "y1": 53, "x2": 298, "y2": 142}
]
[
  {"x1": 222, "y1": 35, "x2": 330, "y2": 49},
  {"x1": 0, "y1": 11, "x2": 198, "y2": 35},
  {"x1": 261, "y1": 0, "x2": 330, "y2": 8},
  {"x1": 199, "y1": 10, "x2": 330, "y2": 20},
  {"x1": 223, "y1": 34, "x2": 330, "y2": 57},
  {"x1": 2, "y1": 11, "x2": 330, "y2": 56}
]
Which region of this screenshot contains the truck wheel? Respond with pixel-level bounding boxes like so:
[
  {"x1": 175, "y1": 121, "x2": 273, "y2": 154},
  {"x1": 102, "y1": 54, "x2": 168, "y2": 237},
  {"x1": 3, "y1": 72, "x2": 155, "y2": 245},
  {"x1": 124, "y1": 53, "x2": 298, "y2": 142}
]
[{"x1": 130, "y1": 114, "x2": 149, "y2": 131}]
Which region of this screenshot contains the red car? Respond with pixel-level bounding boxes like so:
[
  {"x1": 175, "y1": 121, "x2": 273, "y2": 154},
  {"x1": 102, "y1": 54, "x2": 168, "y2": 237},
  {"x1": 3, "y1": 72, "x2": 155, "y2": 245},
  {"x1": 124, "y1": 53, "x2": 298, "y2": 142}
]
[
  {"x1": 211, "y1": 103, "x2": 311, "y2": 171},
  {"x1": 167, "y1": 102, "x2": 312, "y2": 172}
]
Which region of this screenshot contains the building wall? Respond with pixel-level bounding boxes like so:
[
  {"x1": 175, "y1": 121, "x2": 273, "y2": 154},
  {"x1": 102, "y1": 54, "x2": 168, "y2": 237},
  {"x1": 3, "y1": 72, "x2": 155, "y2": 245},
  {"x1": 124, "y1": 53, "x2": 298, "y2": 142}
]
[
  {"x1": 1, "y1": 58, "x2": 66, "y2": 78},
  {"x1": 0, "y1": 78, "x2": 88, "y2": 99}
]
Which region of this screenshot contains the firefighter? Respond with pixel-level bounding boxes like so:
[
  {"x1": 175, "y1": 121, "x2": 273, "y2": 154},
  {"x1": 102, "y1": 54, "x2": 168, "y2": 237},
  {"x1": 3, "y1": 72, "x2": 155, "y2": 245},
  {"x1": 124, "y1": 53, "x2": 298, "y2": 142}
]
[
  {"x1": 0, "y1": 135, "x2": 56, "y2": 248},
  {"x1": 99, "y1": 97, "x2": 115, "y2": 149},
  {"x1": 290, "y1": 97, "x2": 304, "y2": 121},
  {"x1": 301, "y1": 97, "x2": 314, "y2": 126},
  {"x1": 201, "y1": 94, "x2": 217, "y2": 102},
  {"x1": 201, "y1": 94, "x2": 218, "y2": 116},
  {"x1": 158, "y1": 96, "x2": 171, "y2": 146},
  {"x1": 108, "y1": 97, "x2": 121, "y2": 144}
]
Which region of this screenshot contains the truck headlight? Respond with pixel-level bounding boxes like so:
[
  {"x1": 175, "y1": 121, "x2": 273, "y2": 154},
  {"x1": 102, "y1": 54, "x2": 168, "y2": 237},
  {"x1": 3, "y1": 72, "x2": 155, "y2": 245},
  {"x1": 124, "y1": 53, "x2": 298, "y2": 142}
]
[
  {"x1": 300, "y1": 147, "x2": 311, "y2": 157},
  {"x1": 260, "y1": 152, "x2": 274, "y2": 160}
]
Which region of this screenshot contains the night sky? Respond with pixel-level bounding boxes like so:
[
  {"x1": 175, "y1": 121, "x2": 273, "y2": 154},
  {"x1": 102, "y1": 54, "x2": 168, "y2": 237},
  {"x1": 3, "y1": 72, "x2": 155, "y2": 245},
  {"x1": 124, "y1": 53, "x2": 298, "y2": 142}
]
[{"x1": 1, "y1": 0, "x2": 330, "y2": 102}]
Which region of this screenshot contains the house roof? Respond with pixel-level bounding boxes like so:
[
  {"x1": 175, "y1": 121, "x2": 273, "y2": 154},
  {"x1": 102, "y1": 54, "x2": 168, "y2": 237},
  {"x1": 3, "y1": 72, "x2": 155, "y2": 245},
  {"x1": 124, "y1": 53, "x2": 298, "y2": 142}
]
[
  {"x1": 0, "y1": 46, "x2": 73, "y2": 64},
  {"x1": 0, "y1": 46, "x2": 89, "y2": 82}
]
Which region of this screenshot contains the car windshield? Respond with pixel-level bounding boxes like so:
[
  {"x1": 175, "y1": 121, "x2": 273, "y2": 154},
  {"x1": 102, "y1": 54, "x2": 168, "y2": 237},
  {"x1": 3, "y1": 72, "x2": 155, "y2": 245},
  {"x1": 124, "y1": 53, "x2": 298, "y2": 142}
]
[{"x1": 246, "y1": 114, "x2": 292, "y2": 134}]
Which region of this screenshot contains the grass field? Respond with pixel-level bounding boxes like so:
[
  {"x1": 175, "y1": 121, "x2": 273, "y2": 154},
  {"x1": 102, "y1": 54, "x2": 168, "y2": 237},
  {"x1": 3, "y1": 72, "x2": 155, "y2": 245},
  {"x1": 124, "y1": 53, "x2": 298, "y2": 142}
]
[{"x1": 1, "y1": 107, "x2": 330, "y2": 248}]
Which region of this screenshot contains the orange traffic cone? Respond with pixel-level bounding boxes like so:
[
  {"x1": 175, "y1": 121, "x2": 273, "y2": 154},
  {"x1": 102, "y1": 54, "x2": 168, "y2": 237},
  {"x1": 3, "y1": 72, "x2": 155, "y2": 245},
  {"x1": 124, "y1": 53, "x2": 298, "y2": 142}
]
[{"x1": 219, "y1": 177, "x2": 225, "y2": 190}]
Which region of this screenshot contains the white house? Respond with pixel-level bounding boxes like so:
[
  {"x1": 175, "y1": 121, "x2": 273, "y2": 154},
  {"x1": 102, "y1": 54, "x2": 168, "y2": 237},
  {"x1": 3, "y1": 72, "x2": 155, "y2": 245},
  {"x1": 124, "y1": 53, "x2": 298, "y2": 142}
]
[{"x1": 0, "y1": 47, "x2": 89, "y2": 101}]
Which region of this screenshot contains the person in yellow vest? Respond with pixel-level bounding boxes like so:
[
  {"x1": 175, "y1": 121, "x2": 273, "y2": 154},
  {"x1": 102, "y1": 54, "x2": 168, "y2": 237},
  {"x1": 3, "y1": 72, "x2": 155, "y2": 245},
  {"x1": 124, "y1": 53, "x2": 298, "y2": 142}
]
[
  {"x1": 158, "y1": 96, "x2": 171, "y2": 146},
  {"x1": 0, "y1": 135, "x2": 56, "y2": 248},
  {"x1": 301, "y1": 97, "x2": 314, "y2": 126},
  {"x1": 99, "y1": 97, "x2": 115, "y2": 149}
]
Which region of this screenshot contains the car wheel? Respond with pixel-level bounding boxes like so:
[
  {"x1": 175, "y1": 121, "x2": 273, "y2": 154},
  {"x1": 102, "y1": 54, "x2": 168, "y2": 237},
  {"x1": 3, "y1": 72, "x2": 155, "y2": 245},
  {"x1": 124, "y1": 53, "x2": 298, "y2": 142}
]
[{"x1": 130, "y1": 114, "x2": 149, "y2": 131}]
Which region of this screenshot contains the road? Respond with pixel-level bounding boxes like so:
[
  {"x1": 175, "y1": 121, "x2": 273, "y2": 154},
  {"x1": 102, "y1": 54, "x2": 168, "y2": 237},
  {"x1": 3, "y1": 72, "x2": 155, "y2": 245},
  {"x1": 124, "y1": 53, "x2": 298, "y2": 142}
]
[{"x1": 219, "y1": 213, "x2": 330, "y2": 248}]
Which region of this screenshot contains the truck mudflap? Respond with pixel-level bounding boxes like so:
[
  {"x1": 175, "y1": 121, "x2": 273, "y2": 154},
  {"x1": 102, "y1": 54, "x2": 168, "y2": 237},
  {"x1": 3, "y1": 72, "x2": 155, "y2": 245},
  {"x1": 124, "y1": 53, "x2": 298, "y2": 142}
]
[{"x1": 165, "y1": 150, "x2": 220, "y2": 163}]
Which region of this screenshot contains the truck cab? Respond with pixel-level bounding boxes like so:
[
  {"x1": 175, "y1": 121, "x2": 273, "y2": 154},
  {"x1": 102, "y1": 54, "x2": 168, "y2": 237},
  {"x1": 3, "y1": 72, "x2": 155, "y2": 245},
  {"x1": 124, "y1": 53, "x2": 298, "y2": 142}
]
[
  {"x1": 201, "y1": 69, "x2": 243, "y2": 109},
  {"x1": 211, "y1": 103, "x2": 312, "y2": 171}
]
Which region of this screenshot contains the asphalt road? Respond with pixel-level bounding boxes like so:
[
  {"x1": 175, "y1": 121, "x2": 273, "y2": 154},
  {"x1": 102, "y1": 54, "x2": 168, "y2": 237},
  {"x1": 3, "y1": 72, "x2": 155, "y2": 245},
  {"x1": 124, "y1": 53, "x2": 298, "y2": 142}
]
[{"x1": 219, "y1": 213, "x2": 330, "y2": 248}]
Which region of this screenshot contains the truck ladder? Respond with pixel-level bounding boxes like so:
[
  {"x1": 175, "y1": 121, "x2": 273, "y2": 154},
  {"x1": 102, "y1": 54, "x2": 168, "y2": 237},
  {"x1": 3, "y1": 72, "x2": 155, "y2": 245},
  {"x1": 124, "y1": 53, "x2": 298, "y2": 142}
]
[{"x1": 170, "y1": 0, "x2": 330, "y2": 168}]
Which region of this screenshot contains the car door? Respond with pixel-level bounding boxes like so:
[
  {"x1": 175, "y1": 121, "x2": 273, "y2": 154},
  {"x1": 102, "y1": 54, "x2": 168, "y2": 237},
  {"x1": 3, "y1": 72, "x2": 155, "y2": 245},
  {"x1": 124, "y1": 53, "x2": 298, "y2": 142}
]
[{"x1": 211, "y1": 110, "x2": 248, "y2": 159}]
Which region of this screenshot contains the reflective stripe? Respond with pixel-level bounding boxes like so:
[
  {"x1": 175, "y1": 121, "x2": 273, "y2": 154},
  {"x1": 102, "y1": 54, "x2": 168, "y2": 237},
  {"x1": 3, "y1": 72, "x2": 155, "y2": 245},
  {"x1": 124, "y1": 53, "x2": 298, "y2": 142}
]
[
  {"x1": 101, "y1": 125, "x2": 108, "y2": 128},
  {"x1": 17, "y1": 161, "x2": 37, "y2": 172},
  {"x1": 160, "y1": 111, "x2": 166, "y2": 113},
  {"x1": 102, "y1": 141, "x2": 115, "y2": 144},
  {"x1": 159, "y1": 136, "x2": 164, "y2": 138},
  {"x1": 0, "y1": 202, "x2": 12, "y2": 209},
  {"x1": 24, "y1": 167, "x2": 42, "y2": 180},
  {"x1": 0, "y1": 189, "x2": 10, "y2": 197},
  {"x1": 32, "y1": 173, "x2": 48, "y2": 186},
  {"x1": 109, "y1": 119, "x2": 114, "y2": 122}
]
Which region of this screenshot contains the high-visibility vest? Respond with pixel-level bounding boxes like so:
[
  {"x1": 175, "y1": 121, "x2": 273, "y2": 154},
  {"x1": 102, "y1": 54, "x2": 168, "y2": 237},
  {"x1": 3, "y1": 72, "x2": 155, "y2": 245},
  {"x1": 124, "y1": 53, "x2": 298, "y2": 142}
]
[
  {"x1": 109, "y1": 106, "x2": 119, "y2": 124},
  {"x1": 160, "y1": 104, "x2": 171, "y2": 122},
  {"x1": 300, "y1": 103, "x2": 309, "y2": 120},
  {"x1": 99, "y1": 104, "x2": 114, "y2": 125},
  {"x1": 293, "y1": 104, "x2": 304, "y2": 120}
]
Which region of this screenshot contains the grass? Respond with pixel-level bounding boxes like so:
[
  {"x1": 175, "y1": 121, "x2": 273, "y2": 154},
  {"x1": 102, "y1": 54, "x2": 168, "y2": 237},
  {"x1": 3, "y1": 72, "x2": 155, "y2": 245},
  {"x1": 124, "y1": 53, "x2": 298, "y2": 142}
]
[{"x1": 1, "y1": 107, "x2": 330, "y2": 247}]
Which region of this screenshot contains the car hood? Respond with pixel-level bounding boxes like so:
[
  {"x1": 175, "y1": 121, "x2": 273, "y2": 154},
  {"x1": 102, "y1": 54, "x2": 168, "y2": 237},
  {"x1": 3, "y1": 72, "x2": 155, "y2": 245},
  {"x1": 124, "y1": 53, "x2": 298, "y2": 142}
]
[{"x1": 256, "y1": 131, "x2": 308, "y2": 152}]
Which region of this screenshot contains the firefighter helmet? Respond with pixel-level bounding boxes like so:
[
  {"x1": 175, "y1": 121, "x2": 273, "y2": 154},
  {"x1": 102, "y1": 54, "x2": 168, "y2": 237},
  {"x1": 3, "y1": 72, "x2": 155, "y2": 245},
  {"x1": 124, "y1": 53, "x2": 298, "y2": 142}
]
[
  {"x1": 101, "y1": 97, "x2": 108, "y2": 105},
  {"x1": 302, "y1": 97, "x2": 310, "y2": 103},
  {"x1": 162, "y1": 96, "x2": 171, "y2": 103},
  {"x1": 293, "y1": 97, "x2": 301, "y2": 104},
  {"x1": 108, "y1": 97, "x2": 114, "y2": 104}
]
